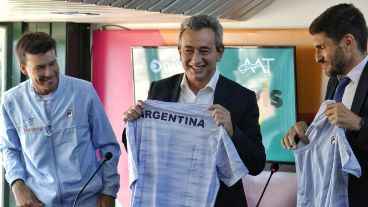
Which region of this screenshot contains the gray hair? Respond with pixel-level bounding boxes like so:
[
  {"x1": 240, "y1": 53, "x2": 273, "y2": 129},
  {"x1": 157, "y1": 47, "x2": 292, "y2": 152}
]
[{"x1": 179, "y1": 14, "x2": 224, "y2": 52}]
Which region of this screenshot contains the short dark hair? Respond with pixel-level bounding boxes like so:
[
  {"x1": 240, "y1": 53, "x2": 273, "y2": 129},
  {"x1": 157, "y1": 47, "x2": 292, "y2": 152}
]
[
  {"x1": 309, "y1": 3, "x2": 368, "y2": 53},
  {"x1": 15, "y1": 31, "x2": 57, "y2": 64},
  {"x1": 179, "y1": 14, "x2": 224, "y2": 52}
]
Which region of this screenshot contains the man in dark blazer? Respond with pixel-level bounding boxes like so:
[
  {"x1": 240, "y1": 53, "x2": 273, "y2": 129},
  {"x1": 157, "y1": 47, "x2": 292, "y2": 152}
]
[
  {"x1": 281, "y1": 4, "x2": 368, "y2": 206},
  {"x1": 123, "y1": 14, "x2": 265, "y2": 207}
]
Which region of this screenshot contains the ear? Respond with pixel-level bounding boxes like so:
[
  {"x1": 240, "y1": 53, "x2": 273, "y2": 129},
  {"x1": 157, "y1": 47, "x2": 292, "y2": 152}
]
[
  {"x1": 217, "y1": 46, "x2": 224, "y2": 62},
  {"x1": 19, "y1": 64, "x2": 28, "y2": 76},
  {"x1": 342, "y1": 34, "x2": 355, "y2": 48}
]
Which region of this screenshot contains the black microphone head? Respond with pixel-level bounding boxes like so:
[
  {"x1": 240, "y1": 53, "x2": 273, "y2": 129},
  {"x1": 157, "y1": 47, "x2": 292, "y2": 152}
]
[
  {"x1": 104, "y1": 152, "x2": 112, "y2": 161},
  {"x1": 270, "y1": 163, "x2": 279, "y2": 173}
]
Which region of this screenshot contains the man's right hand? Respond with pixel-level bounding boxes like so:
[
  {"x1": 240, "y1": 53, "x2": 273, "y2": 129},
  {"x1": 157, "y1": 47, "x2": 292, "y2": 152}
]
[
  {"x1": 123, "y1": 100, "x2": 144, "y2": 124},
  {"x1": 11, "y1": 180, "x2": 43, "y2": 207},
  {"x1": 281, "y1": 121, "x2": 309, "y2": 150}
]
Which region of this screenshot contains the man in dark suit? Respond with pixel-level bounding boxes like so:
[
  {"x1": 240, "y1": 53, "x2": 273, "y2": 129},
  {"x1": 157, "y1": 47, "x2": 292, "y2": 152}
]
[
  {"x1": 123, "y1": 14, "x2": 265, "y2": 206},
  {"x1": 281, "y1": 4, "x2": 368, "y2": 206}
]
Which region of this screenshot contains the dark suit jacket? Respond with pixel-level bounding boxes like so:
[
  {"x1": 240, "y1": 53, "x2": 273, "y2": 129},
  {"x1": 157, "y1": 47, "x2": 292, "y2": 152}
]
[
  {"x1": 123, "y1": 73, "x2": 266, "y2": 207},
  {"x1": 325, "y1": 62, "x2": 368, "y2": 207}
]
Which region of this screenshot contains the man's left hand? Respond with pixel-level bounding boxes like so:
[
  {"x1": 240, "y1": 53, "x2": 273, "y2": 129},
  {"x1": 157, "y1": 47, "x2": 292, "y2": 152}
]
[
  {"x1": 96, "y1": 194, "x2": 115, "y2": 207},
  {"x1": 209, "y1": 104, "x2": 233, "y2": 137},
  {"x1": 325, "y1": 102, "x2": 362, "y2": 131}
]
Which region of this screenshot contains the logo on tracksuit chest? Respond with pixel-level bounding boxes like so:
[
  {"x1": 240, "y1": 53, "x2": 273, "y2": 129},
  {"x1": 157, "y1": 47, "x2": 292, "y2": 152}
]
[
  {"x1": 66, "y1": 109, "x2": 73, "y2": 118},
  {"x1": 330, "y1": 134, "x2": 336, "y2": 145}
]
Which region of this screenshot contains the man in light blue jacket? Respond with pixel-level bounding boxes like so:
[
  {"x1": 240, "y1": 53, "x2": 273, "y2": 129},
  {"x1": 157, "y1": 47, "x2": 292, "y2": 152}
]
[{"x1": 0, "y1": 31, "x2": 120, "y2": 207}]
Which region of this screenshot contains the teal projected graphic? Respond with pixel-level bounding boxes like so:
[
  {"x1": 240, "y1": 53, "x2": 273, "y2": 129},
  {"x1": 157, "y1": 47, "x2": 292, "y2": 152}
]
[{"x1": 132, "y1": 46, "x2": 296, "y2": 163}]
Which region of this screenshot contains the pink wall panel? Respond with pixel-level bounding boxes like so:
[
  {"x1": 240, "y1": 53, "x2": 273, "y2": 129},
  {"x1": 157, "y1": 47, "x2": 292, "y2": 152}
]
[{"x1": 92, "y1": 30, "x2": 168, "y2": 206}]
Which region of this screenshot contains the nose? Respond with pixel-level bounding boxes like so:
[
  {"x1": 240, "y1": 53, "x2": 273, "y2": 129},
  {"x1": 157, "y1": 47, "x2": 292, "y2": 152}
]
[
  {"x1": 43, "y1": 65, "x2": 55, "y2": 77},
  {"x1": 190, "y1": 50, "x2": 202, "y2": 65},
  {"x1": 315, "y1": 50, "x2": 323, "y2": 63}
]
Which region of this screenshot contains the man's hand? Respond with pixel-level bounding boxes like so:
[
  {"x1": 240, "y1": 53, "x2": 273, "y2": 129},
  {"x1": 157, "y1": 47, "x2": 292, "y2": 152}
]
[
  {"x1": 281, "y1": 121, "x2": 309, "y2": 150},
  {"x1": 11, "y1": 180, "x2": 43, "y2": 207},
  {"x1": 123, "y1": 100, "x2": 144, "y2": 124},
  {"x1": 324, "y1": 102, "x2": 362, "y2": 131},
  {"x1": 96, "y1": 194, "x2": 115, "y2": 207},
  {"x1": 209, "y1": 104, "x2": 233, "y2": 137}
]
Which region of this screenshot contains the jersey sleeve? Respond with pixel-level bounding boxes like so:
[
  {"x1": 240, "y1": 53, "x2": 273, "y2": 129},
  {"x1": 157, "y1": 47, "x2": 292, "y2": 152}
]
[
  {"x1": 216, "y1": 126, "x2": 249, "y2": 186},
  {"x1": 126, "y1": 120, "x2": 140, "y2": 188},
  {"x1": 337, "y1": 128, "x2": 362, "y2": 178}
]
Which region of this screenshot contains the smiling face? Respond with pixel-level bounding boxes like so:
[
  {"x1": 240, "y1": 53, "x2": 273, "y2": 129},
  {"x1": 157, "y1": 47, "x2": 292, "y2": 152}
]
[
  {"x1": 312, "y1": 32, "x2": 348, "y2": 76},
  {"x1": 20, "y1": 49, "x2": 60, "y2": 95},
  {"x1": 178, "y1": 28, "x2": 223, "y2": 92}
]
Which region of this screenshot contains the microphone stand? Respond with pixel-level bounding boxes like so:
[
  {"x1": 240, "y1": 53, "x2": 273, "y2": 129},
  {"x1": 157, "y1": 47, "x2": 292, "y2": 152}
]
[
  {"x1": 256, "y1": 163, "x2": 279, "y2": 207},
  {"x1": 72, "y1": 152, "x2": 112, "y2": 207}
]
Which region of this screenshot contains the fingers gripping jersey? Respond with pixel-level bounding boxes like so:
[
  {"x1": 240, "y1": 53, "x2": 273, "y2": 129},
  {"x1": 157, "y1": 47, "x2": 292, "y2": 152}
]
[
  {"x1": 294, "y1": 100, "x2": 361, "y2": 207},
  {"x1": 126, "y1": 100, "x2": 248, "y2": 207}
]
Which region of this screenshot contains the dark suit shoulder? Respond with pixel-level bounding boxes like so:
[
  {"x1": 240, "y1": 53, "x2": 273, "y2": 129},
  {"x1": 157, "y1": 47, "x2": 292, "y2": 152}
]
[
  {"x1": 150, "y1": 73, "x2": 183, "y2": 88},
  {"x1": 148, "y1": 73, "x2": 183, "y2": 101}
]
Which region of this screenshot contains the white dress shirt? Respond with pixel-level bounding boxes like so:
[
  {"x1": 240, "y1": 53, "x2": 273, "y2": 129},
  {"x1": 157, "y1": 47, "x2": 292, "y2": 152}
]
[
  {"x1": 179, "y1": 69, "x2": 220, "y2": 104},
  {"x1": 342, "y1": 55, "x2": 368, "y2": 109}
]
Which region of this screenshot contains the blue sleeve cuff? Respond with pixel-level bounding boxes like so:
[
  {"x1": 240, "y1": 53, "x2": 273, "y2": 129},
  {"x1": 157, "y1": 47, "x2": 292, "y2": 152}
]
[
  {"x1": 100, "y1": 183, "x2": 120, "y2": 198},
  {"x1": 5, "y1": 171, "x2": 26, "y2": 187}
]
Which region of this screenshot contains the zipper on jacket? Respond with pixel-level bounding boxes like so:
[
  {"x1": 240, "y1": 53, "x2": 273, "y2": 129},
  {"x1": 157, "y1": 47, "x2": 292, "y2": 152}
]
[{"x1": 43, "y1": 99, "x2": 65, "y2": 205}]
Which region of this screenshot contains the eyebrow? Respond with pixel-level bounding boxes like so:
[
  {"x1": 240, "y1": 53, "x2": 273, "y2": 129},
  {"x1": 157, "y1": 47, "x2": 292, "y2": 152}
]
[
  {"x1": 314, "y1": 44, "x2": 325, "y2": 49},
  {"x1": 183, "y1": 46, "x2": 212, "y2": 50},
  {"x1": 49, "y1": 60, "x2": 57, "y2": 64},
  {"x1": 35, "y1": 59, "x2": 57, "y2": 68}
]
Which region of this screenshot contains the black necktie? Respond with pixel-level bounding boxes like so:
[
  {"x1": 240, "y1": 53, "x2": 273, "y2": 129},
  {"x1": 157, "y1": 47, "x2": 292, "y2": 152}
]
[{"x1": 333, "y1": 76, "x2": 351, "y2": 102}]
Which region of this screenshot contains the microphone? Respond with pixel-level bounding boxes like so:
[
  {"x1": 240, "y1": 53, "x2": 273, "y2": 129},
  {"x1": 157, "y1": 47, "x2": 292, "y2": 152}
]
[
  {"x1": 72, "y1": 152, "x2": 113, "y2": 207},
  {"x1": 256, "y1": 163, "x2": 279, "y2": 207},
  {"x1": 270, "y1": 162, "x2": 279, "y2": 173}
]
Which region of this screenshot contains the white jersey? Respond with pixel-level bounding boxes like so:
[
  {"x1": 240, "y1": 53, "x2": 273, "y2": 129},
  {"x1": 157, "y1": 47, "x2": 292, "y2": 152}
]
[
  {"x1": 294, "y1": 100, "x2": 361, "y2": 207},
  {"x1": 126, "y1": 100, "x2": 248, "y2": 207}
]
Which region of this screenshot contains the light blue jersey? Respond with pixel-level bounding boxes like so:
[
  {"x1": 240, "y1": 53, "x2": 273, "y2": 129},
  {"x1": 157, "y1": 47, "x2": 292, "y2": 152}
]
[
  {"x1": 126, "y1": 100, "x2": 248, "y2": 207},
  {"x1": 294, "y1": 100, "x2": 361, "y2": 207}
]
